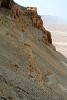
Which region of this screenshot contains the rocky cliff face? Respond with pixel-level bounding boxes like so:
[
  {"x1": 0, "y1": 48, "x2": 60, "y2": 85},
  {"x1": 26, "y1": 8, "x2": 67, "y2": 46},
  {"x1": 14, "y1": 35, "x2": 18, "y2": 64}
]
[
  {"x1": 0, "y1": 0, "x2": 52, "y2": 46},
  {"x1": 24, "y1": 7, "x2": 52, "y2": 45},
  {"x1": 0, "y1": 0, "x2": 67, "y2": 100}
]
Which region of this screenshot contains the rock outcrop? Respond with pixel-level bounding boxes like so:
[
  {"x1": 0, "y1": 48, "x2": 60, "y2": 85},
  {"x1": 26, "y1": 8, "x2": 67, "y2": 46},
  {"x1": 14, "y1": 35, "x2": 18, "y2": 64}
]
[
  {"x1": 0, "y1": 1, "x2": 52, "y2": 45},
  {"x1": 0, "y1": 0, "x2": 21, "y2": 18},
  {"x1": 0, "y1": 0, "x2": 26, "y2": 31},
  {"x1": 46, "y1": 30, "x2": 52, "y2": 44},
  {"x1": 25, "y1": 7, "x2": 43, "y2": 29},
  {"x1": 31, "y1": 15, "x2": 43, "y2": 29},
  {"x1": 25, "y1": 7, "x2": 37, "y2": 15},
  {"x1": 24, "y1": 7, "x2": 52, "y2": 45}
]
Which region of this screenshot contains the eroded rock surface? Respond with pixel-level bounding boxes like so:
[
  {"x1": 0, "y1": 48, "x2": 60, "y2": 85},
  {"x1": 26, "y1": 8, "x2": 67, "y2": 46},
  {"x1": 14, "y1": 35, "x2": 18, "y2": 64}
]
[{"x1": 0, "y1": 0, "x2": 67, "y2": 100}]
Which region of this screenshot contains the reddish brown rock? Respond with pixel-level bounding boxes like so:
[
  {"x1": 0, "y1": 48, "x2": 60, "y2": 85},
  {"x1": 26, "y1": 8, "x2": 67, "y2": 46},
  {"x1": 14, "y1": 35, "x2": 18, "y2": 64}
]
[
  {"x1": 41, "y1": 27, "x2": 52, "y2": 45},
  {"x1": 0, "y1": 2, "x2": 52, "y2": 45},
  {"x1": 0, "y1": 0, "x2": 26, "y2": 31},
  {"x1": 24, "y1": 7, "x2": 52, "y2": 45},
  {"x1": 46, "y1": 30, "x2": 52, "y2": 44},
  {"x1": 25, "y1": 7, "x2": 37, "y2": 15},
  {"x1": 11, "y1": 4, "x2": 20, "y2": 18},
  {"x1": 42, "y1": 35, "x2": 48, "y2": 45},
  {"x1": 31, "y1": 15, "x2": 43, "y2": 29},
  {"x1": 0, "y1": 0, "x2": 20, "y2": 18},
  {"x1": 24, "y1": 7, "x2": 43, "y2": 29}
]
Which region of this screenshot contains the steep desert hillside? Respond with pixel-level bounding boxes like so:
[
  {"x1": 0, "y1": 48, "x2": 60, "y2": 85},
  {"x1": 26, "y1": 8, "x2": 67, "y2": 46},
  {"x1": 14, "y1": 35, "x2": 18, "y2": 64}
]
[{"x1": 0, "y1": 0, "x2": 67, "y2": 100}]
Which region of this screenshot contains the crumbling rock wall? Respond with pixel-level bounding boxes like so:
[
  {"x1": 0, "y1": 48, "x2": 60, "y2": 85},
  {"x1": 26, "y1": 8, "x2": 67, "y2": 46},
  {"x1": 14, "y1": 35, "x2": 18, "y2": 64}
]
[
  {"x1": 0, "y1": 0, "x2": 20, "y2": 18},
  {"x1": 0, "y1": 0, "x2": 26, "y2": 31},
  {"x1": 31, "y1": 15, "x2": 43, "y2": 30},
  {"x1": 46, "y1": 30, "x2": 52, "y2": 44},
  {"x1": 0, "y1": 1, "x2": 53, "y2": 45},
  {"x1": 24, "y1": 7, "x2": 43, "y2": 29},
  {"x1": 25, "y1": 7, "x2": 37, "y2": 15},
  {"x1": 42, "y1": 31, "x2": 52, "y2": 45},
  {"x1": 11, "y1": 4, "x2": 20, "y2": 18},
  {"x1": 24, "y1": 7, "x2": 52, "y2": 45},
  {"x1": 30, "y1": 15, "x2": 52, "y2": 44}
]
